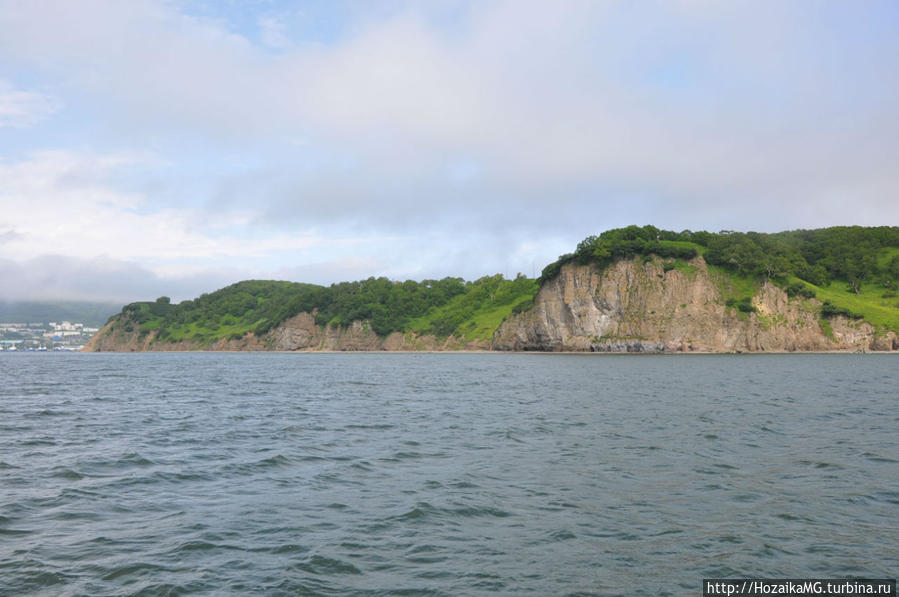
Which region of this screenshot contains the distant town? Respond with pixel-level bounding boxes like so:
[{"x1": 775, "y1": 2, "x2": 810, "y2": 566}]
[{"x1": 0, "y1": 321, "x2": 100, "y2": 352}]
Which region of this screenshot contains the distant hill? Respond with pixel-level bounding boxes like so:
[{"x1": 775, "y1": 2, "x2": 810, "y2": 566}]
[{"x1": 0, "y1": 301, "x2": 122, "y2": 327}]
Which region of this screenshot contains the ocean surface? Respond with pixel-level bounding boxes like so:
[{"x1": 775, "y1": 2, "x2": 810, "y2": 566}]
[{"x1": 0, "y1": 352, "x2": 896, "y2": 596}]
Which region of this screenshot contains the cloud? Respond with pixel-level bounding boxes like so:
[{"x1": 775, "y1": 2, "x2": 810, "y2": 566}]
[
  {"x1": 0, "y1": 150, "x2": 349, "y2": 263},
  {"x1": 0, "y1": 254, "x2": 242, "y2": 303},
  {"x1": 0, "y1": 228, "x2": 22, "y2": 243},
  {"x1": 0, "y1": 0, "x2": 897, "y2": 302},
  {"x1": 258, "y1": 14, "x2": 292, "y2": 50},
  {"x1": 0, "y1": 80, "x2": 60, "y2": 127}
]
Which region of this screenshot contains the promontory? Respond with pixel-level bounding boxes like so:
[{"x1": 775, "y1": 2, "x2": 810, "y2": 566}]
[{"x1": 86, "y1": 226, "x2": 899, "y2": 353}]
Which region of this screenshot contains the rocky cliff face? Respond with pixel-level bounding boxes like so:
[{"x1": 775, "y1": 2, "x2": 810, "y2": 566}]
[
  {"x1": 492, "y1": 257, "x2": 897, "y2": 352},
  {"x1": 265, "y1": 312, "x2": 489, "y2": 351}
]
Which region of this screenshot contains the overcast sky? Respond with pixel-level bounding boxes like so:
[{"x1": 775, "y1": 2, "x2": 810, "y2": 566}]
[{"x1": 1, "y1": 0, "x2": 897, "y2": 302}]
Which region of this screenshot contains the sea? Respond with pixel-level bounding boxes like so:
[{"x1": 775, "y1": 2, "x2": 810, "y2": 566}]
[{"x1": 1, "y1": 352, "x2": 896, "y2": 596}]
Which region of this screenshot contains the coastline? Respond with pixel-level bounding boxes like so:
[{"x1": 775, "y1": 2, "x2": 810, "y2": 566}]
[{"x1": 76, "y1": 348, "x2": 899, "y2": 355}]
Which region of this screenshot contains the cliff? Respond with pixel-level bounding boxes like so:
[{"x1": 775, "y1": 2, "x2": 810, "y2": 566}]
[
  {"x1": 492, "y1": 257, "x2": 897, "y2": 352},
  {"x1": 85, "y1": 255, "x2": 898, "y2": 353}
]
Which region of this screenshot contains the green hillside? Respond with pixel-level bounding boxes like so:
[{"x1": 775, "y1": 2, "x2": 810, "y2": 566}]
[{"x1": 114, "y1": 275, "x2": 538, "y2": 348}]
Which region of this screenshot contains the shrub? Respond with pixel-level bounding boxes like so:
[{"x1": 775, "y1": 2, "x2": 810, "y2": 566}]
[
  {"x1": 726, "y1": 297, "x2": 756, "y2": 313},
  {"x1": 538, "y1": 254, "x2": 574, "y2": 284},
  {"x1": 785, "y1": 282, "x2": 816, "y2": 299}
]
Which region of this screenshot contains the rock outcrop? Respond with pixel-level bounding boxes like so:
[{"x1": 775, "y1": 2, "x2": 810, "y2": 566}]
[
  {"x1": 492, "y1": 257, "x2": 897, "y2": 352},
  {"x1": 266, "y1": 312, "x2": 490, "y2": 351}
]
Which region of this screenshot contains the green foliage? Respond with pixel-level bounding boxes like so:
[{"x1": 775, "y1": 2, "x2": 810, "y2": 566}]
[
  {"x1": 555, "y1": 225, "x2": 899, "y2": 292},
  {"x1": 670, "y1": 259, "x2": 698, "y2": 275},
  {"x1": 539, "y1": 253, "x2": 574, "y2": 284},
  {"x1": 725, "y1": 297, "x2": 756, "y2": 313},
  {"x1": 785, "y1": 282, "x2": 816, "y2": 299},
  {"x1": 313, "y1": 276, "x2": 470, "y2": 336},
  {"x1": 122, "y1": 280, "x2": 327, "y2": 344},
  {"x1": 540, "y1": 226, "x2": 699, "y2": 283},
  {"x1": 408, "y1": 275, "x2": 539, "y2": 341},
  {"x1": 889, "y1": 255, "x2": 899, "y2": 278},
  {"x1": 703, "y1": 227, "x2": 899, "y2": 288},
  {"x1": 511, "y1": 296, "x2": 535, "y2": 314},
  {"x1": 807, "y1": 279, "x2": 899, "y2": 331},
  {"x1": 112, "y1": 275, "x2": 539, "y2": 347},
  {"x1": 818, "y1": 317, "x2": 835, "y2": 340}
]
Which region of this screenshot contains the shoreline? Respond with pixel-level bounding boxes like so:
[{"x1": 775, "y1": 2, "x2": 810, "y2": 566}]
[{"x1": 71, "y1": 348, "x2": 899, "y2": 355}]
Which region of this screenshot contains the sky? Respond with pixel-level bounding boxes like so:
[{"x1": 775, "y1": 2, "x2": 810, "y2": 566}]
[{"x1": 1, "y1": 0, "x2": 898, "y2": 303}]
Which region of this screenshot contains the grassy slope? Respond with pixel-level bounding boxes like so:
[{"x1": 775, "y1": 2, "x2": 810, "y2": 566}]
[
  {"x1": 407, "y1": 277, "x2": 539, "y2": 342},
  {"x1": 771, "y1": 247, "x2": 899, "y2": 333},
  {"x1": 156, "y1": 318, "x2": 267, "y2": 344},
  {"x1": 804, "y1": 280, "x2": 899, "y2": 331},
  {"x1": 706, "y1": 264, "x2": 761, "y2": 302},
  {"x1": 664, "y1": 240, "x2": 705, "y2": 253},
  {"x1": 661, "y1": 235, "x2": 899, "y2": 332},
  {"x1": 700, "y1": 257, "x2": 898, "y2": 333},
  {"x1": 700, "y1": 245, "x2": 898, "y2": 332}
]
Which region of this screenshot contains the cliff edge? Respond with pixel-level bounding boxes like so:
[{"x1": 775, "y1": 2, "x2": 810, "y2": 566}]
[{"x1": 492, "y1": 257, "x2": 897, "y2": 352}]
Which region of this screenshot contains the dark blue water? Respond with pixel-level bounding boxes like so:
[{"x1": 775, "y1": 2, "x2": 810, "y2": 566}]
[{"x1": 1, "y1": 353, "x2": 896, "y2": 595}]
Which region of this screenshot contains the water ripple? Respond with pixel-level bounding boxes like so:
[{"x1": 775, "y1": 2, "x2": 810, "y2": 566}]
[{"x1": 0, "y1": 352, "x2": 897, "y2": 595}]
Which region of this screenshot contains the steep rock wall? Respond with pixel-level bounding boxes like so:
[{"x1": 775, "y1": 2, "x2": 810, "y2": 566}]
[{"x1": 492, "y1": 258, "x2": 896, "y2": 352}]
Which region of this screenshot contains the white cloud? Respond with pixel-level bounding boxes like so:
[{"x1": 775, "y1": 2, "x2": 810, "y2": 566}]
[
  {"x1": 2, "y1": 1, "x2": 896, "y2": 209},
  {"x1": 0, "y1": 150, "x2": 344, "y2": 263},
  {"x1": 0, "y1": 254, "x2": 241, "y2": 302},
  {"x1": 0, "y1": 80, "x2": 60, "y2": 127},
  {"x1": 0, "y1": 0, "x2": 897, "y2": 301},
  {"x1": 258, "y1": 14, "x2": 292, "y2": 50}
]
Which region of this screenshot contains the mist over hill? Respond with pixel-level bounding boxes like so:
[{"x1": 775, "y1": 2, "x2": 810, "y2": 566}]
[{"x1": 0, "y1": 301, "x2": 122, "y2": 327}]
